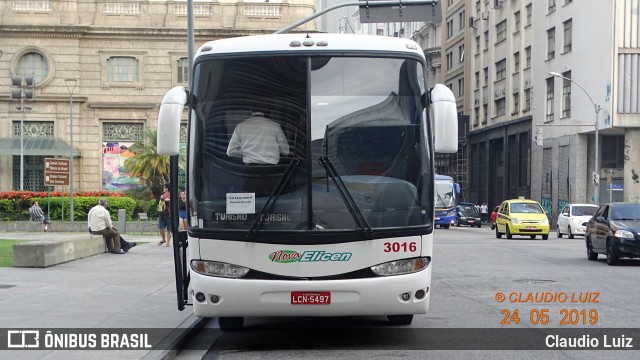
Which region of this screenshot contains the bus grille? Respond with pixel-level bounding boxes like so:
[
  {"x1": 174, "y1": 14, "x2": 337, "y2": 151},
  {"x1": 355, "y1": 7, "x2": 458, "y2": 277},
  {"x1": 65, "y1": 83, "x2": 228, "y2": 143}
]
[{"x1": 243, "y1": 268, "x2": 377, "y2": 281}]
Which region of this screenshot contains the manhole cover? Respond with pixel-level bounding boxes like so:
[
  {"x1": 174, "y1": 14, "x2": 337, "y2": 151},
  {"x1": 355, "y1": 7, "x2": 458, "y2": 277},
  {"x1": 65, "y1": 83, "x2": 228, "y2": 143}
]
[{"x1": 512, "y1": 279, "x2": 556, "y2": 284}]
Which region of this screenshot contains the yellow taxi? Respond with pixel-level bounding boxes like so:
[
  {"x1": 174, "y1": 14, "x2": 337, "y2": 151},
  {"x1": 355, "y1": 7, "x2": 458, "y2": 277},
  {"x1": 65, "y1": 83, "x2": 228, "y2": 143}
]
[{"x1": 495, "y1": 197, "x2": 550, "y2": 240}]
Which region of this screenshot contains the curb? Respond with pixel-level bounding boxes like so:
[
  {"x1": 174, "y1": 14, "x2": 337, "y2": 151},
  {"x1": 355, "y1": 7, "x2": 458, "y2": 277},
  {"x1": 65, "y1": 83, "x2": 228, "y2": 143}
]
[{"x1": 141, "y1": 314, "x2": 211, "y2": 360}]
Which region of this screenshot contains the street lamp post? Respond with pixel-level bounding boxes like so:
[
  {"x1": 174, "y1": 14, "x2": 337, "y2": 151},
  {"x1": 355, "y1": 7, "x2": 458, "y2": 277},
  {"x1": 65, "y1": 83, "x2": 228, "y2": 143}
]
[
  {"x1": 549, "y1": 72, "x2": 601, "y2": 205},
  {"x1": 65, "y1": 78, "x2": 78, "y2": 222},
  {"x1": 10, "y1": 75, "x2": 35, "y2": 191}
]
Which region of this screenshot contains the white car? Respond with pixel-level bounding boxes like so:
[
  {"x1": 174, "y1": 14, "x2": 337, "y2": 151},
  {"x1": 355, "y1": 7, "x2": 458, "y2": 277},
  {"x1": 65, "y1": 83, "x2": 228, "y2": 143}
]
[{"x1": 556, "y1": 204, "x2": 599, "y2": 238}]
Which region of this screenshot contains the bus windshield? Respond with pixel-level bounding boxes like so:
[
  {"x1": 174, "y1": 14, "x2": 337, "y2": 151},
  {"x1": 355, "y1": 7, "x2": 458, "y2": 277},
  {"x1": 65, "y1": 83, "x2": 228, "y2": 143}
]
[
  {"x1": 189, "y1": 55, "x2": 432, "y2": 238},
  {"x1": 434, "y1": 179, "x2": 456, "y2": 208}
]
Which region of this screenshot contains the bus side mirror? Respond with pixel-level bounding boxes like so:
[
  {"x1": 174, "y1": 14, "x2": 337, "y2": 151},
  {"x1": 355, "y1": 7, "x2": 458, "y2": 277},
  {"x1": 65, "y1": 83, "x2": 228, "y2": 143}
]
[
  {"x1": 430, "y1": 84, "x2": 458, "y2": 153},
  {"x1": 157, "y1": 86, "x2": 187, "y2": 156}
]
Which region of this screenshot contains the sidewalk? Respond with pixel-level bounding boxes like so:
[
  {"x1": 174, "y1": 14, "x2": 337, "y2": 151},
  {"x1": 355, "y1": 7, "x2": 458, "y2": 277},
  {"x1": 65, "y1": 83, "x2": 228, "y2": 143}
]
[{"x1": 0, "y1": 232, "x2": 207, "y2": 360}]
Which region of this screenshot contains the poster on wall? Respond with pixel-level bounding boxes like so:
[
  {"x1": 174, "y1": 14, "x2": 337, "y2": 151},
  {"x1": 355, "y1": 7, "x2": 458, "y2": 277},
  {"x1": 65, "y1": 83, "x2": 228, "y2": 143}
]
[{"x1": 102, "y1": 141, "x2": 141, "y2": 191}]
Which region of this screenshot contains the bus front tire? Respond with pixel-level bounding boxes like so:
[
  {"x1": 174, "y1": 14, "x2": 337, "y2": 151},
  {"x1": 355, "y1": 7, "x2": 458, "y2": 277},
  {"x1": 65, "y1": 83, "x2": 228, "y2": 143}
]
[
  {"x1": 387, "y1": 314, "x2": 413, "y2": 325},
  {"x1": 218, "y1": 317, "x2": 244, "y2": 331}
]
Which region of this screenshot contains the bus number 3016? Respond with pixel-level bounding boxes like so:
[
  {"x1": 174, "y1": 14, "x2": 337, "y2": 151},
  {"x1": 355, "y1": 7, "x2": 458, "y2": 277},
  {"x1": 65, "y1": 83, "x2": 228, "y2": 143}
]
[{"x1": 383, "y1": 242, "x2": 417, "y2": 253}]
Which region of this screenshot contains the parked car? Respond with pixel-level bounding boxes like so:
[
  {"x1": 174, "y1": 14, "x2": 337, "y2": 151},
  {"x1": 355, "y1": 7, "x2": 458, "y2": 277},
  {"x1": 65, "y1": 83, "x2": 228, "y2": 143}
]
[
  {"x1": 495, "y1": 197, "x2": 550, "y2": 240},
  {"x1": 456, "y1": 202, "x2": 482, "y2": 228},
  {"x1": 490, "y1": 205, "x2": 499, "y2": 230},
  {"x1": 584, "y1": 202, "x2": 640, "y2": 265},
  {"x1": 556, "y1": 203, "x2": 599, "y2": 238}
]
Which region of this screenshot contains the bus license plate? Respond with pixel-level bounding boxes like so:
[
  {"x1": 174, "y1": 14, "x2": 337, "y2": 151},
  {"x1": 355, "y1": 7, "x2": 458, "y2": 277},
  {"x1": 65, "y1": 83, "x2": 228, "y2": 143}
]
[{"x1": 291, "y1": 291, "x2": 331, "y2": 305}]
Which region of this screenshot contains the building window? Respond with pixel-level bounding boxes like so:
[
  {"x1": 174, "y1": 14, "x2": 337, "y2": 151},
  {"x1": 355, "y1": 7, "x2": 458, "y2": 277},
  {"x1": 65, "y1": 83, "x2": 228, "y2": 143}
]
[
  {"x1": 177, "y1": 57, "x2": 188, "y2": 83},
  {"x1": 107, "y1": 57, "x2": 139, "y2": 82},
  {"x1": 495, "y1": 98, "x2": 506, "y2": 116},
  {"x1": 483, "y1": 67, "x2": 489, "y2": 86},
  {"x1": 524, "y1": 89, "x2": 531, "y2": 111},
  {"x1": 495, "y1": 59, "x2": 506, "y2": 80},
  {"x1": 561, "y1": 71, "x2": 572, "y2": 118},
  {"x1": 547, "y1": 28, "x2": 555, "y2": 60},
  {"x1": 459, "y1": 10, "x2": 465, "y2": 30},
  {"x1": 12, "y1": 121, "x2": 54, "y2": 191},
  {"x1": 458, "y1": 78, "x2": 464, "y2": 96},
  {"x1": 526, "y1": 4, "x2": 532, "y2": 26},
  {"x1": 482, "y1": 104, "x2": 488, "y2": 124},
  {"x1": 514, "y1": 11, "x2": 520, "y2": 33},
  {"x1": 447, "y1": 51, "x2": 454, "y2": 70},
  {"x1": 17, "y1": 51, "x2": 49, "y2": 84},
  {"x1": 484, "y1": 30, "x2": 489, "y2": 51},
  {"x1": 548, "y1": 0, "x2": 556, "y2": 14},
  {"x1": 475, "y1": 71, "x2": 480, "y2": 89},
  {"x1": 102, "y1": 123, "x2": 144, "y2": 191},
  {"x1": 447, "y1": 19, "x2": 454, "y2": 38},
  {"x1": 513, "y1": 52, "x2": 520, "y2": 73},
  {"x1": 474, "y1": 108, "x2": 480, "y2": 126},
  {"x1": 496, "y1": 20, "x2": 507, "y2": 43},
  {"x1": 459, "y1": 44, "x2": 464, "y2": 63},
  {"x1": 476, "y1": 36, "x2": 480, "y2": 55},
  {"x1": 376, "y1": 28, "x2": 384, "y2": 36},
  {"x1": 525, "y1": 46, "x2": 531, "y2": 68},
  {"x1": 563, "y1": 19, "x2": 573, "y2": 53},
  {"x1": 513, "y1": 92, "x2": 520, "y2": 114},
  {"x1": 601, "y1": 136, "x2": 625, "y2": 169},
  {"x1": 546, "y1": 77, "x2": 555, "y2": 122}
]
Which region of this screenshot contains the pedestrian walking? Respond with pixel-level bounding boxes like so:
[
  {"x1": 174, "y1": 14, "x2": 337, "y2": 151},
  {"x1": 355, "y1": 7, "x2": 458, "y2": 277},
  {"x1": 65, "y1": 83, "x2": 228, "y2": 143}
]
[
  {"x1": 157, "y1": 184, "x2": 172, "y2": 247},
  {"x1": 481, "y1": 203, "x2": 488, "y2": 223}
]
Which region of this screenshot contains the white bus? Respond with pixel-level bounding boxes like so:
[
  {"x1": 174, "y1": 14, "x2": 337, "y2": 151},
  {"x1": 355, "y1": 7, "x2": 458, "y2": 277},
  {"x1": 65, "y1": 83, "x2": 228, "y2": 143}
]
[{"x1": 157, "y1": 18, "x2": 458, "y2": 331}]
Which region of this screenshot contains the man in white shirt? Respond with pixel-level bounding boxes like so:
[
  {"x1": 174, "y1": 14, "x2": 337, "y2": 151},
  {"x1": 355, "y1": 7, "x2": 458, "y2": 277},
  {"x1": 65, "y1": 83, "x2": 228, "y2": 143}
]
[
  {"x1": 481, "y1": 203, "x2": 489, "y2": 223},
  {"x1": 88, "y1": 199, "x2": 124, "y2": 254},
  {"x1": 226, "y1": 111, "x2": 290, "y2": 165}
]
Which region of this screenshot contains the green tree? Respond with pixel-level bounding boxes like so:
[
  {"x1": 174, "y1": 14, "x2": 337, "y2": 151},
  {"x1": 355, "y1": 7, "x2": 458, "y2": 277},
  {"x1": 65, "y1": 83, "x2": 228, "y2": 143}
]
[{"x1": 124, "y1": 129, "x2": 169, "y2": 200}]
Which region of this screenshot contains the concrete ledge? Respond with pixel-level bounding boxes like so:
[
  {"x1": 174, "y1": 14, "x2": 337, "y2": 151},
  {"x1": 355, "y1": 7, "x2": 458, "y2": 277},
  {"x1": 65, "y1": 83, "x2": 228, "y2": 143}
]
[
  {"x1": 1, "y1": 221, "x2": 159, "y2": 234},
  {"x1": 13, "y1": 236, "x2": 106, "y2": 268}
]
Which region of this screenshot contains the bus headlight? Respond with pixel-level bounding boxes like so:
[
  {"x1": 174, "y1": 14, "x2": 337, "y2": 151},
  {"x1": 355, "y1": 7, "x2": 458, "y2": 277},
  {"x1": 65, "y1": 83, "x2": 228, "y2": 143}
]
[
  {"x1": 370, "y1": 257, "x2": 430, "y2": 276},
  {"x1": 191, "y1": 260, "x2": 249, "y2": 278}
]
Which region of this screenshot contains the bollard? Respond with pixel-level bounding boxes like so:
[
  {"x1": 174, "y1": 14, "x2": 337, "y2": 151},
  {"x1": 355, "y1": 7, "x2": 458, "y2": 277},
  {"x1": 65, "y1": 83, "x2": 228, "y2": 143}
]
[{"x1": 118, "y1": 209, "x2": 126, "y2": 234}]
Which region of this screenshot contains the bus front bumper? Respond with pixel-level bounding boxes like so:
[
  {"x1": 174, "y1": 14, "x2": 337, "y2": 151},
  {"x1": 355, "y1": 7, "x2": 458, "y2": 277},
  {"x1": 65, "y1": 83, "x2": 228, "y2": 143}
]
[{"x1": 190, "y1": 267, "x2": 431, "y2": 318}]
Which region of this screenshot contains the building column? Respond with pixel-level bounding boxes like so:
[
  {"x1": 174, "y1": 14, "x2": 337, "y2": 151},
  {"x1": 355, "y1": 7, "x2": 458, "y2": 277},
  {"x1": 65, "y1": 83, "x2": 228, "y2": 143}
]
[
  {"x1": 624, "y1": 129, "x2": 640, "y2": 202},
  {"x1": 571, "y1": 134, "x2": 589, "y2": 204}
]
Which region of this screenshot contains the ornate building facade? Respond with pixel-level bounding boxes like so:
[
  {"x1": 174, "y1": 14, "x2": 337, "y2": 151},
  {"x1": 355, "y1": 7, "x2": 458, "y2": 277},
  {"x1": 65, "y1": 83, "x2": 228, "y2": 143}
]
[{"x1": 0, "y1": 0, "x2": 315, "y2": 192}]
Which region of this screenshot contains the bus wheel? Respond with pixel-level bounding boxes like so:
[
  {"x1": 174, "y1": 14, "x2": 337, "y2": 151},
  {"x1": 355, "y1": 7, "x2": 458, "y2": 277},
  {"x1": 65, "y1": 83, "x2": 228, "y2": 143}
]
[
  {"x1": 387, "y1": 314, "x2": 413, "y2": 325},
  {"x1": 218, "y1": 317, "x2": 244, "y2": 331}
]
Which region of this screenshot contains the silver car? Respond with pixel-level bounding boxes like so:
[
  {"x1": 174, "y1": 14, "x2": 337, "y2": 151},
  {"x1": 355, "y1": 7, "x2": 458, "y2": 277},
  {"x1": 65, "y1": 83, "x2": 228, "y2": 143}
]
[{"x1": 556, "y1": 204, "x2": 599, "y2": 238}]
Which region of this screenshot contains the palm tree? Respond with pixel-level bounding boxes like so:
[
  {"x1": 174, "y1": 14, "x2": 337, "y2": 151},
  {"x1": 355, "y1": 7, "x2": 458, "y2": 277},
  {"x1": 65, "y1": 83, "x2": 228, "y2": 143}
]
[{"x1": 124, "y1": 129, "x2": 169, "y2": 200}]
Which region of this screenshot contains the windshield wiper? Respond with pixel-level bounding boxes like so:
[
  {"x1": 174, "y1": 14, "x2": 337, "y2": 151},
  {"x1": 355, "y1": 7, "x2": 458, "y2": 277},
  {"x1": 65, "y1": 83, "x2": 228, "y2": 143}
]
[
  {"x1": 318, "y1": 156, "x2": 373, "y2": 238},
  {"x1": 435, "y1": 188, "x2": 446, "y2": 207},
  {"x1": 248, "y1": 159, "x2": 301, "y2": 238}
]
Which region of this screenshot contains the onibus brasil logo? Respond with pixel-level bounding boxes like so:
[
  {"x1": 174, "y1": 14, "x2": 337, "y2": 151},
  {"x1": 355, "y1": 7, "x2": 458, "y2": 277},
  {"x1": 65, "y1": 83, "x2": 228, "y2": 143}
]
[{"x1": 269, "y1": 250, "x2": 352, "y2": 263}]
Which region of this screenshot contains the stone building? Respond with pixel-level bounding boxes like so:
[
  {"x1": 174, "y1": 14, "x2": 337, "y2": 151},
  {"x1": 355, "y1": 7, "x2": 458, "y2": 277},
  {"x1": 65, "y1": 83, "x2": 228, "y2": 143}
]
[{"x1": 0, "y1": 0, "x2": 315, "y2": 192}]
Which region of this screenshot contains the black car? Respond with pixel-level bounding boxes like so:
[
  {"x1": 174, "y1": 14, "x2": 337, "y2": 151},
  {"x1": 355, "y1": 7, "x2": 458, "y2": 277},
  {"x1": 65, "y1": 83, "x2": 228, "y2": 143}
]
[
  {"x1": 584, "y1": 202, "x2": 640, "y2": 265},
  {"x1": 456, "y1": 202, "x2": 482, "y2": 228}
]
